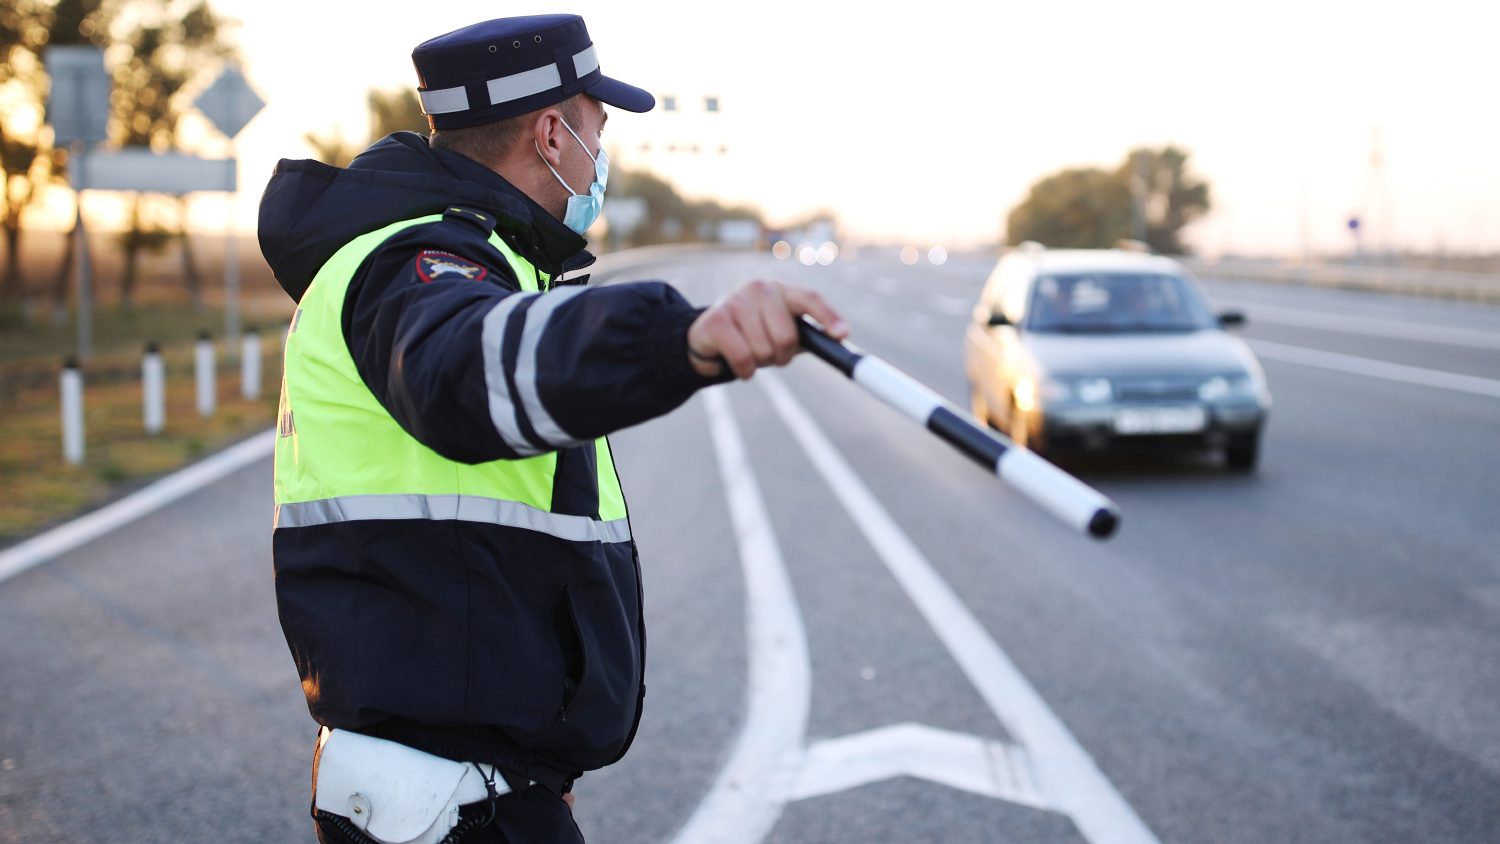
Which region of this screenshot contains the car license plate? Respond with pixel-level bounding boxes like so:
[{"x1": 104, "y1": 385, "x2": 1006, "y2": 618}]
[{"x1": 1112, "y1": 405, "x2": 1206, "y2": 435}]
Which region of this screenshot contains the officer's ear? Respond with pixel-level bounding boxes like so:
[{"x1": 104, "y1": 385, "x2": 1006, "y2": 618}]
[{"x1": 533, "y1": 108, "x2": 568, "y2": 166}]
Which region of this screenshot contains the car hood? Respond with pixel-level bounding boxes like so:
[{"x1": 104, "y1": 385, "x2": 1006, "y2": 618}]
[{"x1": 1021, "y1": 329, "x2": 1260, "y2": 378}]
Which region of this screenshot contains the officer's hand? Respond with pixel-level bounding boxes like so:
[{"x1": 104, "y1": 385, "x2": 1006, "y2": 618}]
[{"x1": 687, "y1": 279, "x2": 848, "y2": 379}]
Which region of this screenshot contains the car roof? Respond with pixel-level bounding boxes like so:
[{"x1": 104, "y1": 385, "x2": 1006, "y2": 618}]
[{"x1": 1012, "y1": 249, "x2": 1186, "y2": 276}]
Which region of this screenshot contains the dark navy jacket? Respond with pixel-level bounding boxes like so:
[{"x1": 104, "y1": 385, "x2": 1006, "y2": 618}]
[{"x1": 259, "y1": 132, "x2": 718, "y2": 788}]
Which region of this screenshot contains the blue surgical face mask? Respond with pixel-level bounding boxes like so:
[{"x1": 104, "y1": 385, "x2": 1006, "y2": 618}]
[{"x1": 537, "y1": 118, "x2": 608, "y2": 235}]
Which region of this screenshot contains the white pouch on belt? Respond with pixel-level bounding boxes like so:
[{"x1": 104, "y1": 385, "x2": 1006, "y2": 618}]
[{"x1": 313, "y1": 728, "x2": 510, "y2": 844}]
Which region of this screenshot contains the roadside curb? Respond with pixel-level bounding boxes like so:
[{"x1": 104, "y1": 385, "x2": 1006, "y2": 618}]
[{"x1": 0, "y1": 428, "x2": 276, "y2": 586}]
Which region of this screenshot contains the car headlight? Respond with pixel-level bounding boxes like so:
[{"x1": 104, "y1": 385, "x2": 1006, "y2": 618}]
[
  {"x1": 1076, "y1": 377, "x2": 1113, "y2": 404},
  {"x1": 1199, "y1": 375, "x2": 1256, "y2": 401},
  {"x1": 1014, "y1": 379, "x2": 1037, "y2": 412}
]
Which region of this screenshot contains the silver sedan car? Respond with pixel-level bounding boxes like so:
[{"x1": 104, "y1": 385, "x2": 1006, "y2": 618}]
[{"x1": 964, "y1": 247, "x2": 1271, "y2": 469}]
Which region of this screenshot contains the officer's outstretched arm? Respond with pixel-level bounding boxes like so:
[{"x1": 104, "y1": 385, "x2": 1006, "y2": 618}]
[
  {"x1": 686, "y1": 279, "x2": 848, "y2": 380},
  {"x1": 345, "y1": 219, "x2": 726, "y2": 464}
]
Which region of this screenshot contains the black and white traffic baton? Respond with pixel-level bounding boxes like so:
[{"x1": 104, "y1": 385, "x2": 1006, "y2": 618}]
[{"x1": 796, "y1": 317, "x2": 1121, "y2": 539}]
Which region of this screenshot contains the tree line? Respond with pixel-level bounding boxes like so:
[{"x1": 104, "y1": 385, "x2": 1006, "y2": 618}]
[
  {"x1": 1006, "y1": 146, "x2": 1210, "y2": 254},
  {"x1": 0, "y1": 0, "x2": 237, "y2": 319}
]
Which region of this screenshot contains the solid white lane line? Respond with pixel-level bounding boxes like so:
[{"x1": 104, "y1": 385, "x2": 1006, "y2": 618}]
[
  {"x1": 1215, "y1": 299, "x2": 1500, "y2": 350},
  {"x1": 0, "y1": 428, "x2": 277, "y2": 586},
  {"x1": 758, "y1": 370, "x2": 1160, "y2": 844},
  {"x1": 1248, "y1": 339, "x2": 1500, "y2": 398},
  {"x1": 669, "y1": 388, "x2": 810, "y2": 844}
]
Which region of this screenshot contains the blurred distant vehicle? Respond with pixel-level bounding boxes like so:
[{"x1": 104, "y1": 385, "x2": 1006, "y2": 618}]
[{"x1": 965, "y1": 247, "x2": 1270, "y2": 469}]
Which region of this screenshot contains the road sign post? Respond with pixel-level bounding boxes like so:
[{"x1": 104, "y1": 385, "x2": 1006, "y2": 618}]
[
  {"x1": 47, "y1": 47, "x2": 109, "y2": 360},
  {"x1": 193, "y1": 66, "x2": 266, "y2": 355}
]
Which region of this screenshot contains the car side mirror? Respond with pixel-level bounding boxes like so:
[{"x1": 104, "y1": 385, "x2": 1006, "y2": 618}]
[
  {"x1": 1218, "y1": 311, "x2": 1246, "y2": 328},
  {"x1": 987, "y1": 312, "x2": 1011, "y2": 327}
]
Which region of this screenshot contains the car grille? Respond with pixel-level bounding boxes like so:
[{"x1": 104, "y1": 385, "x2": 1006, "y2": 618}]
[{"x1": 1113, "y1": 378, "x2": 1201, "y2": 401}]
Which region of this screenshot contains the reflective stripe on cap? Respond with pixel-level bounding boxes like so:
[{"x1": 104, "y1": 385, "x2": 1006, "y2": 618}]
[
  {"x1": 572, "y1": 45, "x2": 598, "y2": 78},
  {"x1": 418, "y1": 85, "x2": 470, "y2": 115},
  {"x1": 488, "y1": 63, "x2": 563, "y2": 105},
  {"x1": 486, "y1": 47, "x2": 599, "y2": 106}
]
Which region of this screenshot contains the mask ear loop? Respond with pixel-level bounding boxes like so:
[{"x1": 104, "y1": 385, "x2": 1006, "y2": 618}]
[{"x1": 536, "y1": 141, "x2": 581, "y2": 197}]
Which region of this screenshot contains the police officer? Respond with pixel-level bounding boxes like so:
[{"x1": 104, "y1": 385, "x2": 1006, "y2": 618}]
[{"x1": 258, "y1": 13, "x2": 845, "y2": 844}]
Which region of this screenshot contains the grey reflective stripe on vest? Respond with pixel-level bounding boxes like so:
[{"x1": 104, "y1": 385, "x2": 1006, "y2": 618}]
[
  {"x1": 274, "y1": 494, "x2": 632, "y2": 543},
  {"x1": 513, "y1": 286, "x2": 588, "y2": 448},
  {"x1": 480, "y1": 292, "x2": 542, "y2": 455}
]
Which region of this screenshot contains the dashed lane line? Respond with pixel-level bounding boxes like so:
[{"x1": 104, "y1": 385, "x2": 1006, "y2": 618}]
[
  {"x1": 0, "y1": 429, "x2": 277, "y2": 586},
  {"x1": 1248, "y1": 339, "x2": 1500, "y2": 398},
  {"x1": 758, "y1": 370, "x2": 1160, "y2": 844}
]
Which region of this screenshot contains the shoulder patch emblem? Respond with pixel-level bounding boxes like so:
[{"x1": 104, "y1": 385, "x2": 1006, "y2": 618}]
[{"x1": 415, "y1": 251, "x2": 488, "y2": 283}]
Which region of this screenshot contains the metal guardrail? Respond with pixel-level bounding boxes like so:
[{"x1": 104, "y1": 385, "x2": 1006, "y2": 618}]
[{"x1": 1182, "y1": 259, "x2": 1500, "y2": 304}]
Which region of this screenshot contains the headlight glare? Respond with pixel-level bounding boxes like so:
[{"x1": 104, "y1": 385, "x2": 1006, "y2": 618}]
[
  {"x1": 1198, "y1": 376, "x2": 1230, "y2": 401},
  {"x1": 1014, "y1": 379, "x2": 1036, "y2": 412},
  {"x1": 1200, "y1": 375, "x2": 1256, "y2": 401}
]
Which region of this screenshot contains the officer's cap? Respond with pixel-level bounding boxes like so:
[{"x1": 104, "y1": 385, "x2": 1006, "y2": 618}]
[{"x1": 412, "y1": 14, "x2": 654, "y2": 130}]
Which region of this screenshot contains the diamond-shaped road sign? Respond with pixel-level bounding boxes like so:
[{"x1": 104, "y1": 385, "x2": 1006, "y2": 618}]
[{"x1": 193, "y1": 67, "x2": 265, "y2": 139}]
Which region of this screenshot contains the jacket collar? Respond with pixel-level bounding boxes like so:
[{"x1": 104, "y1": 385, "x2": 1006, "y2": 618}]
[
  {"x1": 354, "y1": 133, "x2": 594, "y2": 278},
  {"x1": 423, "y1": 140, "x2": 595, "y2": 277}
]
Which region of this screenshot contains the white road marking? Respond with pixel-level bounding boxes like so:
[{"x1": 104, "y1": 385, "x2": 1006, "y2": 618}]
[
  {"x1": 792, "y1": 722, "x2": 1049, "y2": 809},
  {"x1": 671, "y1": 388, "x2": 810, "y2": 844},
  {"x1": 1214, "y1": 298, "x2": 1500, "y2": 350},
  {"x1": 0, "y1": 428, "x2": 276, "y2": 586},
  {"x1": 758, "y1": 370, "x2": 1160, "y2": 844},
  {"x1": 1248, "y1": 339, "x2": 1500, "y2": 398}
]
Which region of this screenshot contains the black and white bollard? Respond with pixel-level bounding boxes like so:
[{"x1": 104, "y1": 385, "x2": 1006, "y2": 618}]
[
  {"x1": 796, "y1": 317, "x2": 1121, "y2": 539},
  {"x1": 241, "y1": 328, "x2": 261, "y2": 400},
  {"x1": 143, "y1": 341, "x2": 165, "y2": 434},
  {"x1": 60, "y1": 356, "x2": 84, "y2": 465},
  {"x1": 195, "y1": 331, "x2": 215, "y2": 418}
]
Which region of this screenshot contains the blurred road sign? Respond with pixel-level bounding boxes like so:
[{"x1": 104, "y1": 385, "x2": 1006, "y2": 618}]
[
  {"x1": 194, "y1": 67, "x2": 265, "y2": 139},
  {"x1": 717, "y1": 219, "x2": 759, "y2": 246},
  {"x1": 77, "y1": 150, "x2": 237, "y2": 193},
  {"x1": 46, "y1": 47, "x2": 110, "y2": 145},
  {"x1": 604, "y1": 196, "x2": 648, "y2": 236}
]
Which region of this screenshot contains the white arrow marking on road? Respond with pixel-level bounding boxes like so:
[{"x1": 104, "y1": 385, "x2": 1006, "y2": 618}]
[
  {"x1": 0, "y1": 429, "x2": 276, "y2": 586},
  {"x1": 792, "y1": 722, "x2": 1049, "y2": 808},
  {"x1": 758, "y1": 369, "x2": 1160, "y2": 844},
  {"x1": 1248, "y1": 339, "x2": 1500, "y2": 398},
  {"x1": 679, "y1": 382, "x2": 1159, "y2": 844}
]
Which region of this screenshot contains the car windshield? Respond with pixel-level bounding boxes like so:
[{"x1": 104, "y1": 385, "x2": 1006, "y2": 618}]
[{"x1": 1025, "y1": 272, "x2": 1216, "y2": 333}]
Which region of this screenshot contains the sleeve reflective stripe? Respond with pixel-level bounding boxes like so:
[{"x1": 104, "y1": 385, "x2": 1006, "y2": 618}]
[
  {"x1": 481, "y1": 292, "x2": 544, "y2": 455},
  {"x1": 513, "y1": 286, "x2": 589, "y2": 448}
]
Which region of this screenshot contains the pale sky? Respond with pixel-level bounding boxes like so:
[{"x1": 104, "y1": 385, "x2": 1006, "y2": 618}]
[{"x1": 77, "y1": 0, "x2": 1500, "y2": 255}]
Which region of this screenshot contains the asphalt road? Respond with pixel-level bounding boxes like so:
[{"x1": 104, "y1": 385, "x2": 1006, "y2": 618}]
[{"x1": 2, "y1": 249, "x2": 1497, "y2": 844}]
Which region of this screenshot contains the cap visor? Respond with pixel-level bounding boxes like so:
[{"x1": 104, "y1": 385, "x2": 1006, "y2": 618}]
[{"x1": 585, "y1": 76, "x2": 655, "y2": 113}]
